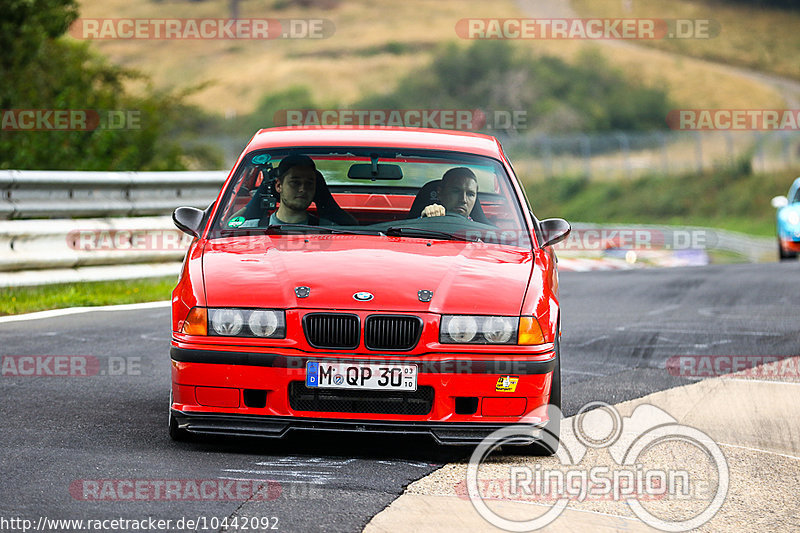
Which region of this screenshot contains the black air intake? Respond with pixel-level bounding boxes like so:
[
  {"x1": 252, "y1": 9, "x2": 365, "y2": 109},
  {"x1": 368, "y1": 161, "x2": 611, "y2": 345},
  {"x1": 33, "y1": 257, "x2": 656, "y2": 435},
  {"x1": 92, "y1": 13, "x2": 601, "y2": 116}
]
[
  {"x1": 303, "y1": 313, "x2": 360, "y2": 349},
  {"x1": 365, "y1": 315, "x2": 423, "y2": 351}
]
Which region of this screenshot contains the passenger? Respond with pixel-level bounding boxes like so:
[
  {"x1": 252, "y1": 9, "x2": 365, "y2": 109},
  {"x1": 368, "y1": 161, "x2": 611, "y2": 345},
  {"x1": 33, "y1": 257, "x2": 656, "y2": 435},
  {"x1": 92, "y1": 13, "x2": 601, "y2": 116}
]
[
  {"x1": 242, "y1": 154, "x2": 336, "y2": 227},
  {"x1": 421, "y1": 167, "x2": 478, "y2": 219}
]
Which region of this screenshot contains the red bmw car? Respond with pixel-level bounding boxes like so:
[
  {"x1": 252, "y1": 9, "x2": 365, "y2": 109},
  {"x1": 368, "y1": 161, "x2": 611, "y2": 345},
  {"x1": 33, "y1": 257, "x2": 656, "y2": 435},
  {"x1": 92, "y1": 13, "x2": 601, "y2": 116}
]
[{"x1": 170, "y1": 127, "x2": 570, "y2": 453}]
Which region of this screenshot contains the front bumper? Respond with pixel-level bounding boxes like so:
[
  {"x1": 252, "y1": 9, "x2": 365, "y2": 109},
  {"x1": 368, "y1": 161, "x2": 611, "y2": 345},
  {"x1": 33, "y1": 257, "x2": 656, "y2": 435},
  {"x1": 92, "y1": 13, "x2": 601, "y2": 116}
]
[
  {"x1": 170, "y1": 346, "x2": 556, "y2": 444},
  {"x1": 170, "y1": 411, "x2": 546, "y2": 445},
  {"x1": 780, "y1": 237, "x2": 800, "y2": 252}
]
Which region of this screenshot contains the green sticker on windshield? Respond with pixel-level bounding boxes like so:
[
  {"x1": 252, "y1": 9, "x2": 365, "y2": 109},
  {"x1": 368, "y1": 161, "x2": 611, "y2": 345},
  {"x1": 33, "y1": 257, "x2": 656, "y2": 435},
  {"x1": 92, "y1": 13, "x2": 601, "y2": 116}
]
[
  {"x1": 228, "y1": 216, "x2": 245, "y2": 228},
  {"x1": 252, "y1": 154, "x2": 271, "y2": 164}
]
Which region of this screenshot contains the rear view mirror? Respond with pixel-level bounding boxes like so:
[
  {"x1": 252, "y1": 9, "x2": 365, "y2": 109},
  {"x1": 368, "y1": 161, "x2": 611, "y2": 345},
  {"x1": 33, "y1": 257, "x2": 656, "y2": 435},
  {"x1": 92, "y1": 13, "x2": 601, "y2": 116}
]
[
  {"x1": 348, "y1": 163, "x2": 403, "y2": 180},
  {"x1": 771, "y1": 195, "x2": 788, "y2": 209},
  {"x1": 540, "y1": 218, "x2": 571, "y2": 248}
]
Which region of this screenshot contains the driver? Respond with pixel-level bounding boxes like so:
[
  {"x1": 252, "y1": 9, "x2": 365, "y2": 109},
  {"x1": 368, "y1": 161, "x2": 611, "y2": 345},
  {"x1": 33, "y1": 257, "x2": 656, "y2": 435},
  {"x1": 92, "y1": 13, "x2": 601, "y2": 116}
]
[
  {"x1": 241, "y1": 154, "x2": 336, "y2": 227},
  {"x1": 421, "y1": 167, "x2": 478, "y2": 219}
]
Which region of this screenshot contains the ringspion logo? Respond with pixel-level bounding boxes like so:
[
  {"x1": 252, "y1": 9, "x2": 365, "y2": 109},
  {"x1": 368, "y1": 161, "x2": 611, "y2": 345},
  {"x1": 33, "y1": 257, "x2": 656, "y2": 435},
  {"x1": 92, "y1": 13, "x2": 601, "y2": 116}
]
[{"x1": 467, "y1": 402, "x2": 729, "y2": 531}]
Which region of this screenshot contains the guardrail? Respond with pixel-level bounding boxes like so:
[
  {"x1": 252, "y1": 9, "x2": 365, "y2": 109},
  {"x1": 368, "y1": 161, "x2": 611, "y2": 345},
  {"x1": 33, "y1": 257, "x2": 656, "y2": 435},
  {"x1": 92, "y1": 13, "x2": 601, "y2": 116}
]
[
  {"x1": 561, "y1": 222, "x2": 776, "y2": 264},
  {"x1": 0, "y1": 219, "x2": 777, "y2": 287},
  {"x1": 0, "y1": 170, "x2": 227, "y2": 219},
  {"x1": 0, "y1": 216, "x2": 185, "y2": 272}
]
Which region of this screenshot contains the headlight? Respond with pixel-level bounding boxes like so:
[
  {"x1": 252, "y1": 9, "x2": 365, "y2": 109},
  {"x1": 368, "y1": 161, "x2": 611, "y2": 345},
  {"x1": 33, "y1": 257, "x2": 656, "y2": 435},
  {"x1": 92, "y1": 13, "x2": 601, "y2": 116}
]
[
  {"x1": 443, "y1": 315, "x2": 479, "y2": 342},
  {"x1": 440, "y1": 315, "x2": 518, "y2": 344},
  {"x1": 786, "y1": 211, "x2": 800, "y2": 226},
  {"x1": 206, "y1": 308, "x2": 285, "y2": 338},
  {"x1": 248, "y1": 310, "x2": 281, "y2": 337},
  {"x1": 210, "y1": 309, "x2": 244, "y2": 336}
]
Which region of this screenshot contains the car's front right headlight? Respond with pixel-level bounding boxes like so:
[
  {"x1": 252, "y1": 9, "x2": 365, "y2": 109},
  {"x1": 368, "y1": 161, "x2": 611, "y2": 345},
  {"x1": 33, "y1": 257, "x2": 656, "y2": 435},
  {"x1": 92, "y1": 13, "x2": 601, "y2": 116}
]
[{"x1": 181, "y1": 307, "x2": 285, "y2": 338}]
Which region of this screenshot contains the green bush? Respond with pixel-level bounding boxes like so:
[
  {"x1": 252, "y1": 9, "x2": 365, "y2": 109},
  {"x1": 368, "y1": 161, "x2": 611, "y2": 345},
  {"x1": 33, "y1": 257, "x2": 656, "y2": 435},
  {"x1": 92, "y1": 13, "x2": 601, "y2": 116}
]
[{"x1": 355, "y1": 41, "x2": 673, "y2": 133}]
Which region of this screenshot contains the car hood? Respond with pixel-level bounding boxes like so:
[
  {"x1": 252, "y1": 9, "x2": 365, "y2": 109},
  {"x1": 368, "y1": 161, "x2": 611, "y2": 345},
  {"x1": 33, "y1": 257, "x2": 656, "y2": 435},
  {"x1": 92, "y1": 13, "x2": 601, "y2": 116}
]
[{"x1": 202, "y1": 234, "x2": 534, "y2": 315}]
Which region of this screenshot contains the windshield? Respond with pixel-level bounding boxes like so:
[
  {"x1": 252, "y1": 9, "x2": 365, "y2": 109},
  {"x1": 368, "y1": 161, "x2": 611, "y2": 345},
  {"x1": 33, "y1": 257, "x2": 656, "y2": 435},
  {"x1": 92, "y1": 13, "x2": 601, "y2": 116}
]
[{"x1": 209, "y1": 147, "x2": 532, "y2": 247}]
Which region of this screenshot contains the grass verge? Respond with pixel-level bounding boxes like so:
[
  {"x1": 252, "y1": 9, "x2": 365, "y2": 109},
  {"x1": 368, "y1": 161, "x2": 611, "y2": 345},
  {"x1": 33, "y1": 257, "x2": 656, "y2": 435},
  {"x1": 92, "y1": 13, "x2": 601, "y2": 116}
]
[{"x1": 0, "y1": 276, "x2": 176, "y2": 316}]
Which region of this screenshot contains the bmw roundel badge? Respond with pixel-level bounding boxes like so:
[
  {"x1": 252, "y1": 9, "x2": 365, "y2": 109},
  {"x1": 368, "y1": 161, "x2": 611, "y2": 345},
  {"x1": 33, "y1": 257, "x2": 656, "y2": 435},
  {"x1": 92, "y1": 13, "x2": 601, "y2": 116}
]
[{"x1": 353, "y1": 291, "x2": 374, "y2": 301}]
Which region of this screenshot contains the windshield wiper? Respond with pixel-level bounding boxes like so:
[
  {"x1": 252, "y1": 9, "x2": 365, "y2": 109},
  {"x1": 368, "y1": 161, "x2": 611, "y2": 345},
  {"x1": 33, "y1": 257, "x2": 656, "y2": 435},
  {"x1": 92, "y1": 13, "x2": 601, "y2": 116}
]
[
  {"x1": 385, "y1": 226, "x2": 480, "y2": 242},
  {"x1": 219, "y1": 225, "x2": 382, "y2": 237},
  {"x1": 266, "y1": 224, "x2": 384, "y2": 236}
]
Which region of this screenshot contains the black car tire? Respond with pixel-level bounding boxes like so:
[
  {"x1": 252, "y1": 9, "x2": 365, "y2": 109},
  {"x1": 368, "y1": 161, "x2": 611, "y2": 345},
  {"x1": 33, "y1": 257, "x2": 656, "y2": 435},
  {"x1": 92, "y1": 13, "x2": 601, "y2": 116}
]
[{"x1": 511, "y1": 325, "x2": 562, "y2": 456}]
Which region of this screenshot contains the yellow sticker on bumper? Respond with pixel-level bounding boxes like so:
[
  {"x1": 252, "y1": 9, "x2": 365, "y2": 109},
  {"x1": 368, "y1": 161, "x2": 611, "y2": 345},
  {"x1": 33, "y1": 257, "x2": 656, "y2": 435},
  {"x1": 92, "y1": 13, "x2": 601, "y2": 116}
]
[{"x1": 495, "y1": 376, "x2": 519, "y2": 392}]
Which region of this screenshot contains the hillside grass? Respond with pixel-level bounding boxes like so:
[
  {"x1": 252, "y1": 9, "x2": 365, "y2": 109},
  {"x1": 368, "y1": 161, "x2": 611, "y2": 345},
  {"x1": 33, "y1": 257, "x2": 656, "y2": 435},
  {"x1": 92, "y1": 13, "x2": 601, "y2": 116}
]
[
  {"x1": 76, "y1": 0, "x2": 509, "y2": 114},
  {"x1": 76, "y1": 0, "x2": 786, "y2": 117},
  {"x1": 572, "y1": 0, "x2": 800, "y2": 81},
  {"x1": 524, "y1": 164, "x2": 795, "y2": 237}
]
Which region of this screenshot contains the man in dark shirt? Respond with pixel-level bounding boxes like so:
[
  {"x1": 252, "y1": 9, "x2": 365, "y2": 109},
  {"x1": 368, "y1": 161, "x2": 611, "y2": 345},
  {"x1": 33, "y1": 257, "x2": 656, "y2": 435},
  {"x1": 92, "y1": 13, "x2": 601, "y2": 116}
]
[
  {"x1": 421, "y1": 167, "x2": 478, "y2": 219},
  {"x1": 242, "y1": 154, "x2": 335, "y2": 227}
]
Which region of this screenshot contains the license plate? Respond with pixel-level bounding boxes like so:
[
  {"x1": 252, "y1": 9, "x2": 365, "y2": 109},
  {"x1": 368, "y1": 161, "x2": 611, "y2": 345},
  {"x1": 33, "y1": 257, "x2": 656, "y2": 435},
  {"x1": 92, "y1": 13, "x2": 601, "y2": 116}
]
[{"x1": 305, "y1": 361, "x2": 417, "y2": 391}]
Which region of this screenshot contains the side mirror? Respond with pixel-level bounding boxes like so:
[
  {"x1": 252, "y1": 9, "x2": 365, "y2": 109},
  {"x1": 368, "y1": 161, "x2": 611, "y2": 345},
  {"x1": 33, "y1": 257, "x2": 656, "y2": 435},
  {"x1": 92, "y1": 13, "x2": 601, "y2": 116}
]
[
  {"x1": 771, "y1": 195, "x2": 788, "y2": 209},
  {"x1": 173, "y1": 206, "x2": 205, "y2": 237},
  {"x1": 540, "y1": 218, "x2": 571, "y2": 248}
]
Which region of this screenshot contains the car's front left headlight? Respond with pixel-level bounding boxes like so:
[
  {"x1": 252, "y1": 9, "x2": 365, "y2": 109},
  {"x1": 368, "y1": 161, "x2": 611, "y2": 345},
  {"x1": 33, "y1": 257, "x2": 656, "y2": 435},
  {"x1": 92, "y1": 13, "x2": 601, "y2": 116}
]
[{"x1": 440, "y1": 315, "x2": 518, "y2": 344}]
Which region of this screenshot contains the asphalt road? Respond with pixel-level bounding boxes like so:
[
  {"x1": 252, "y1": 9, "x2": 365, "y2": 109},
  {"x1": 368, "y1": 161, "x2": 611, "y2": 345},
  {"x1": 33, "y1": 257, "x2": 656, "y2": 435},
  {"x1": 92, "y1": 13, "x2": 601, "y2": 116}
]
[{"x1": 1, "y1": 262, "x2": 798, "y2": 532}]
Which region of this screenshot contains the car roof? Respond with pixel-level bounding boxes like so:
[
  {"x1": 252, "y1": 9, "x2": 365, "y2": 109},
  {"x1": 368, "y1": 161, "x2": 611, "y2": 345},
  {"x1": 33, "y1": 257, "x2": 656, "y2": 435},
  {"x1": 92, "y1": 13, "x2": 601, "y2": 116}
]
[{"x1": 245, "y1": 126, "x2": 505, "y2": 159}]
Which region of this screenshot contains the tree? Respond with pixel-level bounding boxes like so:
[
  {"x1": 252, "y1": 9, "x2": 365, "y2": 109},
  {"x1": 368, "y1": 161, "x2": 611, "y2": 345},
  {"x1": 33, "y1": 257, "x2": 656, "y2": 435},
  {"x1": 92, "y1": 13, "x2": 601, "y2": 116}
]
[{"x1": 0, "y1": 0, "x2": 219, "y2": 170}]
